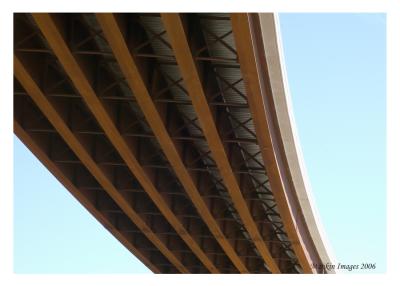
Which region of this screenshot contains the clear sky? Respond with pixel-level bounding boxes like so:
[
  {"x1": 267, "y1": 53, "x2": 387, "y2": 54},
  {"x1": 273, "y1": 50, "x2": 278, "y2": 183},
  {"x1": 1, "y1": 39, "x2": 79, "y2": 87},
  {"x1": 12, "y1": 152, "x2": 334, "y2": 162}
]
[
  {"x1": 279, "y1": 13, "x2": 386, "y2": 273},
  {"x1": 13, "y1": 13, "x2": 386, "y2": 274}
]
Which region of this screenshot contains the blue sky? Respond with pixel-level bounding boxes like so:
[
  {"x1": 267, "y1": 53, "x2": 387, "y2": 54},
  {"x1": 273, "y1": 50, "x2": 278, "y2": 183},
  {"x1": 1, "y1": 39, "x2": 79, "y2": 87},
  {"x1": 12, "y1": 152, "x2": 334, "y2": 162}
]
[
  {"x1": 14, "y1": 13, "x2": 386, "y2": 274},
  {"x1": 13, "y1": 139, "x2": 151, "y2": 274},
  {"x1": 279, "y1": 13, "x2": 386, "y2": 273}
]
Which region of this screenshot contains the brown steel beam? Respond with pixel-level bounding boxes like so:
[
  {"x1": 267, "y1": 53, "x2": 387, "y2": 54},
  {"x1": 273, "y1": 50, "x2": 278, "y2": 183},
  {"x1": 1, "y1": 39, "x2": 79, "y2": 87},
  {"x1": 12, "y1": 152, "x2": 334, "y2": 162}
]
[
  {"x1": 14, "y1": 54, "x2": 188, "y2": 273},
  {"x1": 231, "y1": 13, "x2": 317, "y2": 273},
  {"x1": 96, "y1": 13, "x2": 249, "y2": 273},
  {"x1": 14, "y1": 121, "x2": 162, "y2": 273},
  {"x1": 31, "y1": 13, "x2": 218, "y2": 273},
  {"x1": 161, "y1": 13, "x2": 280, "y2": 273}
]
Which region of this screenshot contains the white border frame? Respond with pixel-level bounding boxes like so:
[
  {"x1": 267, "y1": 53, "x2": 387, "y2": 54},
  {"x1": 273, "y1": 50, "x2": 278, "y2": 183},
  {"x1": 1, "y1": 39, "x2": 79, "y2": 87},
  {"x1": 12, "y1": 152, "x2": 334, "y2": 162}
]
[{"x1": 1, "y1": 1, "x2": 397, "y2": 285}]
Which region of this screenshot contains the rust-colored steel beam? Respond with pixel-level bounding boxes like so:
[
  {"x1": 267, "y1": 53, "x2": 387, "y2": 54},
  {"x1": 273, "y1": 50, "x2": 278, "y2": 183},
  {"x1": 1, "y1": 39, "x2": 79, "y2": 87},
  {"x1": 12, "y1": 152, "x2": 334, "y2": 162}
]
[
  {"x1": 14, "y1": 54, "x2": 188, "y2": 273},
  {"x1": 96, "y1": 13, "x2": 249, "y2": 273},
  {"x1": 161, "y1": 13, "x2": 280, "y2": 273},
  {"x1": 14, "y1": 121, "x2": 161, "y2": 273},
  {"x1": 31, "y1": 13, "x2": 218, "y2": 273},
  {"x1": 231, "y1": 13, "x2": 316, "y2": 273}
]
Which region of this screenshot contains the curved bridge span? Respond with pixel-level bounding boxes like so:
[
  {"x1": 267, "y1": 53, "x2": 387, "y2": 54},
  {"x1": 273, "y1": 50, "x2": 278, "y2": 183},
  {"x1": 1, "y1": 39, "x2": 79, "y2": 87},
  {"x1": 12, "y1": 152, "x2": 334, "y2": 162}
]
[{"x1": 14, "y1": 13, "x2": 333, "y2": 273}]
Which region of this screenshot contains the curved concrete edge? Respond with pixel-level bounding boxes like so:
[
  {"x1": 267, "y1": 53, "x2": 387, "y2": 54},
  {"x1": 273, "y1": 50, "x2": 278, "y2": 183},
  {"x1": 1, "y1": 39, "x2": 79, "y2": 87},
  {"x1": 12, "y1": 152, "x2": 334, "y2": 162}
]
[{"x1": 258, "y1": 13, "x2": 337, "y2": 273}]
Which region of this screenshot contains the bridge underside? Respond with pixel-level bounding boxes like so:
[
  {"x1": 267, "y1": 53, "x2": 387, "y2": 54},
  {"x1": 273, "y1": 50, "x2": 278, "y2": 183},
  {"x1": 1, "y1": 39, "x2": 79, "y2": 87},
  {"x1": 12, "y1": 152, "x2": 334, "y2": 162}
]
[{"x1": 14, "y1": 13, "x2": 327, "y2": 273}]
